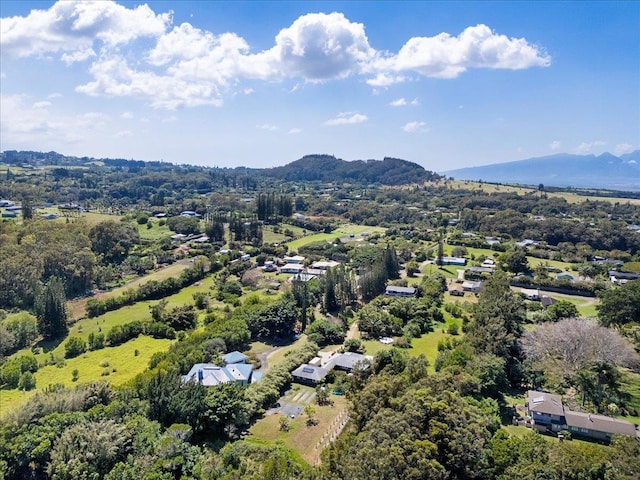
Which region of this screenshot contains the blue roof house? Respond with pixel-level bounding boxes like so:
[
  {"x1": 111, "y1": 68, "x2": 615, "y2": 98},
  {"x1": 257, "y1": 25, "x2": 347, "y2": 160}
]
[
  {"x1": 223, "y1": 351, "x2": 249, "y2": 364},
  {"x1": 182, "y1": 351, "x2": 254, "y2": 387}
]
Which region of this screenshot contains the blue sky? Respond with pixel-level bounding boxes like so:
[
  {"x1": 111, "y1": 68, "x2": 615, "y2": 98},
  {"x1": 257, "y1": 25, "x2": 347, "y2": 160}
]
[{"x1": 1, "y1": 1, "x2": 638, "y2": 171}]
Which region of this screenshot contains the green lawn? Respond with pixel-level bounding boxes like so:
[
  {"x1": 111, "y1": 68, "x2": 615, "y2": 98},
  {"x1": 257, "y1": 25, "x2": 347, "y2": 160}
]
[
  {"x1": 67, "y1": 262, "x2": 193, "y2": 319},
  {"x1": 542, "y1": 293, "x2": 599, "y2": 317},
  {"x1": 266, "y1": 335, "x2": 310, "y2": 368},
  {"x1": 137, "y1": 220, "x2": 173, "y2": 241},
  {"x1": 619, "y1": 370, "x2": 640, "y2": 425},
  {"x1": 286, "y1": 224, "x2": 386, "y2": 251},
  {"x1": 408, "y1": 322, "x2": 460, "y2": 372},
  {"x1": 1, "y1": 336, "x2": 174, "y2": 418},
  {"x1": 361, "y1": 321, "x2": 458, "y2": 373}
]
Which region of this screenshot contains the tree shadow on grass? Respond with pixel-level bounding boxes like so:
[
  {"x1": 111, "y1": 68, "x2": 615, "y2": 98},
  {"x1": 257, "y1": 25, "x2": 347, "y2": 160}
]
[{"x1": 34, "y1": 336, "x2": 64, "y2": 354}]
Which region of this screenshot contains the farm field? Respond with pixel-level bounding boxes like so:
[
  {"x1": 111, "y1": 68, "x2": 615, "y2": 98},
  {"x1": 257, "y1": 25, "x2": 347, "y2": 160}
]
[
  {"x1": 137, "y1": 219, "x2": 174, "y2": 241},
  {"x1": 0, "y1": 336, "x2": 174, "y2": 418}
]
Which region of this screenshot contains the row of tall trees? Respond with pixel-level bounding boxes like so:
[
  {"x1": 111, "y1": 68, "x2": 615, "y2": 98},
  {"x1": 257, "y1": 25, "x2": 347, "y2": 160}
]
[
  {"x1": 255, "y1": 193, "x2": 293, "y2": 221},
  {"x1": 359, "y1": 245, "x2": 400, "y2": 302}
]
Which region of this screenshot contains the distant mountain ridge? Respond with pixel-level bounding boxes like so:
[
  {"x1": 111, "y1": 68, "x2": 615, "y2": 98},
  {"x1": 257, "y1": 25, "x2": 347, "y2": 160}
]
[{"x1": 442, "y1": 151, "x2": 640, "y2": 191}]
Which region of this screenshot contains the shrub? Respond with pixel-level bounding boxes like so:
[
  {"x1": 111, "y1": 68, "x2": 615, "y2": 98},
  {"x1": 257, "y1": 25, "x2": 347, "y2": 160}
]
[
  {"x1": 64, "y1": 336, "x2": 87, "y2": 359},
  {"x1": 18, "y1": 371, "x2": 36, "y2": 391}
]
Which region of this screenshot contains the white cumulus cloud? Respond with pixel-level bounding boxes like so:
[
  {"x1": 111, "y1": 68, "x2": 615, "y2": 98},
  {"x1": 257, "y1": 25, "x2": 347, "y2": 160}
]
[
  {"x1": 256, "y1": 123, "x2": 278, "y2": 131},
  {"x1": 615, "y1": 143, "x2": 635, "y2": 155},
  {"x1": 1, "y1": 1, "x2": 170, "y2": 58},
  {"x1": 577, "y1": 140, "x2": 606, "y2": 154},
  {"x1": 288, "y1": 128, "x2": 302, "y2": 134},
  {"x1": 1, "y1": 3, "x2": 551, "y2": 109},
  {"x1": 389, "y1": 97, "x2": 419, "y2": 107},
  {"x1": 549, "y1": 140, "x2": 561, "y2": 151},
  {"x1": 324, "y1": 112, "x2": 368, "y2": 126},
  {"x1": 375, "y1": 24, "x2": 550, "y2": 80},
  {"x1": 402, "y1": 121, "x2": 428, "y2": 133}
]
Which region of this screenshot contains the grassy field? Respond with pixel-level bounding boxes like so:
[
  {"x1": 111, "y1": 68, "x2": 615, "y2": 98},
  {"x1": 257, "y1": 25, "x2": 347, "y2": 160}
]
[
  {"x1": 407, "y1": 322, "x2": 459, "y2": 372},
  {"x1": 67, "y1": 262, "x2": 193, "y2": 320},
  {"x1": 545, "y1": 293, "x2": 598, "y2": 317},
  {"x1": 286, "y1": 224, "x2": 386, "y2": 251},
  {"x1": 361, "y1": 320, "x2": 457, "y2": 373},
  {"x1": 248, "y1": 385, "x2": 349, "y2": 465},
  {"x1": 449, "y1": 180, "x2": 640, "y2": 206},
  {"x1": 266, "y1": 335, "x2": 310, "y2": 368},
  {"x1": 0, "y1": 336, "x2": 174, "y2": 418},
  {"x1": 460, "y1": 246, "x2": 577, "y2": 273},
  {"x1": 137, "y1": 220, "x2": 173, "y2": 241},
  {"x1": 619, "y1": 370, "x2": 640, "y2": 425}
]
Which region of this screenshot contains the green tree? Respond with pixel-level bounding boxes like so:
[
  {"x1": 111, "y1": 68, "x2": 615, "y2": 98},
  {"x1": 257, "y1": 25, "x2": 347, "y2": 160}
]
[
  {"x1": 48, "y1": 420, "x2": 130, "y2": 480},
  {"x1": 18, "y1": 371, "x2": 36, "y2": 391},
  {"x1": 34, "y1": 276, "x2": 68, "y2": 339},
  {"x1": 499, "y1": 247, "x2": 530, "y2": 274},
  {"x1": 597, "y1": 280, "x2": 640, "y2": 327},
  {"x1": 467, "y1": 271, "x2": 526, "y2": 384},
  {"x1": 3, "y1": 312, "x2": 38, "y2": 349},
  {"x1": 64, "y1": 336, "x2": 86, "y2": 359},
  {"x1": 545, "y1": 299, "x2": 579, "y2": 321},
  {"x1": 89, "y1": 220, "x2": 140, "y2": 264}
]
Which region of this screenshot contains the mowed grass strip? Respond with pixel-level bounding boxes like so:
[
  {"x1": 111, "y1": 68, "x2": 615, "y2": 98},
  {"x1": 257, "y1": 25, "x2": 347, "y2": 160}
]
[{"x1": 0, "y1": 336, "x2": 174, "y2": 418}]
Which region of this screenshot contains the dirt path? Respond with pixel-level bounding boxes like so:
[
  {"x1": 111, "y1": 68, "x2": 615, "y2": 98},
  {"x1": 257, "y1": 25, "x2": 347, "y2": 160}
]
[
  {"x1": 255, "y1": 346, "x2": 280, "y2": 373},
  {"x1": 346, "y1": 321, "x2": 359, "y2": 340}
]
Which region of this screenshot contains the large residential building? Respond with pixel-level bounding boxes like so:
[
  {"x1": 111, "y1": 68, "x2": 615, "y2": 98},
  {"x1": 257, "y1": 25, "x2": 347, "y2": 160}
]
[
  {"x1": 182, "y1": 351, "x2": 258, "y2": 387},
  {"x1": 525, "y1": 390, "x2": 637, "y2": 442}
]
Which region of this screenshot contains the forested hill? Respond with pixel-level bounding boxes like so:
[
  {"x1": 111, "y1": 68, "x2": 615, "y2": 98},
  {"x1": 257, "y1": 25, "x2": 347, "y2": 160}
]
[
  {"x1": 259, "y1": 154, "x2": 440, "y2": 185},
  {"x1": 1, "y1": 151, "x2": 440, "y2": 186}
]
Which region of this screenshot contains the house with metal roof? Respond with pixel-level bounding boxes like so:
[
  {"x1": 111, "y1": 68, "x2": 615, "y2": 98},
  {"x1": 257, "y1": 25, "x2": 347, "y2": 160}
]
[
  {"x1": 525, "y1": 390, "x2": 637, "y2": 442},
  {"x1": 223, "y1": 351, "x2": 249, "y2": 364},
  {"x1": 385, "y1": 285, "x2": 417, "y2": 297},
  {"x1": 182, "y1": 351, "x2": 255, "y2": 387},
  {"x1": 292, "y1": 352, "x2": 372, "y2": 385},
  {"x1": 564, "y1": 411, "x2": 637, "y2": 442},
  {"x1": 281, "y1": 263, "x2": 305, "y2": 274},
  {"x1": 291, "y1": 364, "x2": 331, "y2": 385}
]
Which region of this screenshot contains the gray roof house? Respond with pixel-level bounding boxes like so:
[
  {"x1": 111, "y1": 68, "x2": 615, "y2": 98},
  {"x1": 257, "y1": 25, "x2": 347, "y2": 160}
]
[
  {"x1": 223, "y1": 351, "x2": 249, "y2": 364},
  {"x1": 292, "y1": 352, "x2": 372, "y2": 385},
  {"x1": 385, "y1": 285, "x2": 417, "y2": 297},
  {"x1": 326, "y1": 352, "x2": 370, "y2": 372},
  {"x1": 525, "y1": 390, "x2": 637, "y2": 442},
  {"x1": 291, "y1": 364, "x2": 331, "y2": 385}
]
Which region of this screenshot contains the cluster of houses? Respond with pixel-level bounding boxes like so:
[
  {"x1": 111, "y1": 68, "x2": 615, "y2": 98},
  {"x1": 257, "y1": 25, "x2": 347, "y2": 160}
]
[
  {"x1": 525, "y1": 390, "x2": 638, "y2": 442},
  {"x1": 274, "y1": 256, "x2": 341, "y2": 283},
  {"x1": 181, "y1": 348, "x2": 372, "y2": 390}
]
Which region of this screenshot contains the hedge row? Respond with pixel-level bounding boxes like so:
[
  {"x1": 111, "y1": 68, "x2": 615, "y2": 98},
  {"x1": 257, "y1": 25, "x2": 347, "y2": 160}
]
[{"x1": 86, "y1": 257, "x2": 210, "y2": 318}]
